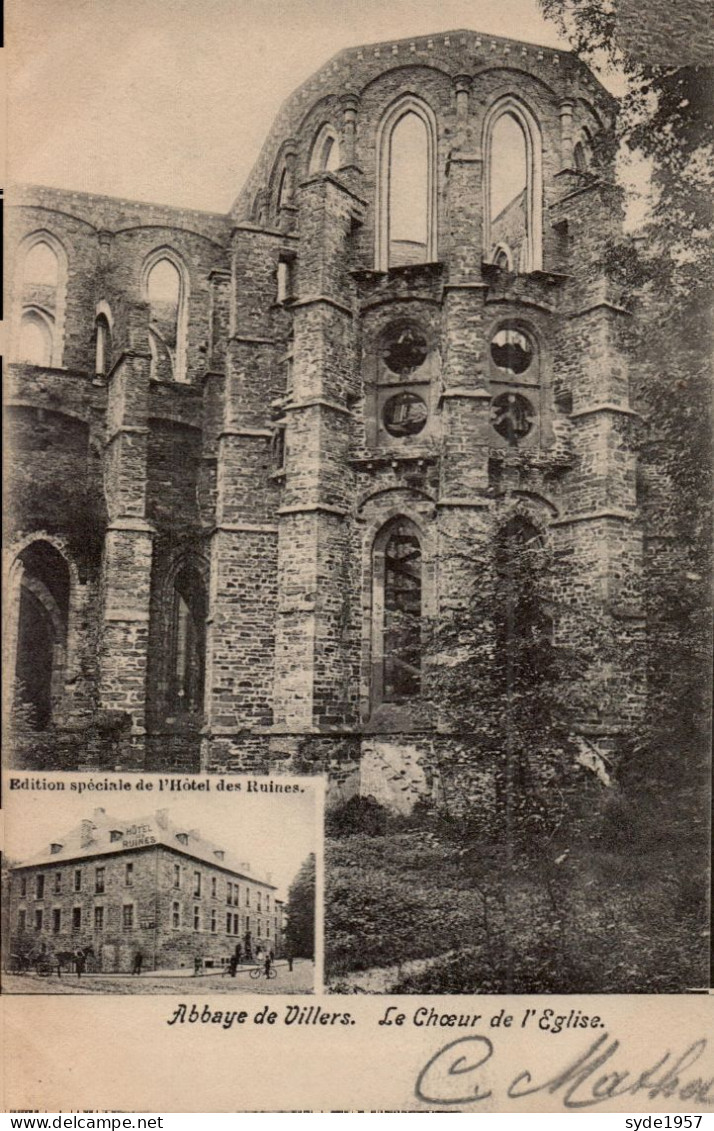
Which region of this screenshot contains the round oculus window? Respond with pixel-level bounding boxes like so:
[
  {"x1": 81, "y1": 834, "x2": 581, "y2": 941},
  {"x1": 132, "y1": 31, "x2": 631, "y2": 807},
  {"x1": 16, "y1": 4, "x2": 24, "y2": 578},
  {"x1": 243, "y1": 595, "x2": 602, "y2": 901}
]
[
  {"x1": 490, "y1": 328, "x2": 534, "y2": 375},
  {"x1": 383, "y1": 392, "x2": 428, "y2": 437},
  {"x1": 382, "y1": 327, "x2": 428, "y2": 376},
  {"x1": 490, "y1": 392, "x2": 535, "y2": 443}
]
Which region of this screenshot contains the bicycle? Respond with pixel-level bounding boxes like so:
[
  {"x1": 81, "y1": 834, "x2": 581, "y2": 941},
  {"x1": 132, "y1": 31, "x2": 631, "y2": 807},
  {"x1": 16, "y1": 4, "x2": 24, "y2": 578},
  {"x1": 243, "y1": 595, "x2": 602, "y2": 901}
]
[{"x1": 249, "y1": 964, "x2": 277, "y2": 980}]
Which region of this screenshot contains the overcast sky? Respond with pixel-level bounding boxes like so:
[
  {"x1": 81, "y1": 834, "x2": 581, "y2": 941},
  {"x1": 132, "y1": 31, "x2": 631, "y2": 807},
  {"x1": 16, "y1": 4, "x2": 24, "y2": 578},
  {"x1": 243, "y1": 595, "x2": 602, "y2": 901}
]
[
  {"x1": 7, "y1": 0, "x2": 587, "y2": 213},
  {"x1": 4, "y1": 777, "x2": 320, "y2": 898}
]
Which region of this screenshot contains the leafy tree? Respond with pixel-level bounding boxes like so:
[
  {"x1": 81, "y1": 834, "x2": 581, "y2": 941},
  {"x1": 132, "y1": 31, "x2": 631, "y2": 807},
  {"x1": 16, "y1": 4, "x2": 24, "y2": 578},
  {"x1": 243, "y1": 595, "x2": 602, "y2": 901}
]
[
  {"x1": 425, "y1": 514, "x2": 615, "y2": 845},
  {"x1": 285, "y1": 854, "x2": 316, "y2": 959}
]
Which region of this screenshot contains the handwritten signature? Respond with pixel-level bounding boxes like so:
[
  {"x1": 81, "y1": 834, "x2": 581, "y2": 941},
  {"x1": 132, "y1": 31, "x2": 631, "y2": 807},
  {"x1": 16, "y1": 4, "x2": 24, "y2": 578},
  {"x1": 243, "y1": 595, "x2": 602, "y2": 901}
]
[{"x1": 415, "y1": 1034, "x2": 714, "y2": 1109}]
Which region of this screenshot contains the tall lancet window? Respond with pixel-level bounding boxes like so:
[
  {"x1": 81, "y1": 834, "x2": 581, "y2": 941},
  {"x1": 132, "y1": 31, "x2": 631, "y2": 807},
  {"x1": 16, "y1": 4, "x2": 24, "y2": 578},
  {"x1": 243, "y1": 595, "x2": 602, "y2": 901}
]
[
  {"x1": 489, "y1": 114, "x2": 528, "y2": 271},
  {"x1": 389, "y1": 113, "x2": 428, "y2": 267},
  {"x1": 381, "y1": 519, "x2": 422, "y2": 700},
  {"x1": 169, "y1": 567, "x2": 206, "y2": 715},
  {"x1": 376, "y1": 96, "x2": 438, "y2": 271},
  {"x1": 16, "y1": 234, "x2": 66, "y2": 366},
  {"x1": 146, "y1": 254, "x2": 187, "y2": 381},
  {"x1": 94, "y1": 313, "x2": 111, "y2": 377},
  {"x1": 484, "y1": 98, "x2": 543, "y2": 273}
]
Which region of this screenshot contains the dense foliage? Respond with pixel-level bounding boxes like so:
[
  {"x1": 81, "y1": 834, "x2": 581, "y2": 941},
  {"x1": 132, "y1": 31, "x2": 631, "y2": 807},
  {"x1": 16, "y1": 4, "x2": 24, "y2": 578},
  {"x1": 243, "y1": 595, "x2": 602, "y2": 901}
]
[
  {"x1": 424, "y1": 519, "x2": 619, "y2": 841},
  {"x1": 325, "y1": 803, "x2": 707, "y2": 992},
  {"x1": 285, "y1": 854, "x2": 316, "y2": 959}
]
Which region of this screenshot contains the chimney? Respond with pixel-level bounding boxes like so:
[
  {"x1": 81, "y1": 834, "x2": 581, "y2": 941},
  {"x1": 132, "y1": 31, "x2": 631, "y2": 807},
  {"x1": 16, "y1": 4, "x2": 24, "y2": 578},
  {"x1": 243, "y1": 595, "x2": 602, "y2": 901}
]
[
  {"x1": 50, "y1": 843, "x2": 63, "y2": 855},
  {"x1": 156, "y1": 809, "x2": 169, "y2": 829},
  {"x1": 214, "y1": 850, "x2": 225, "y2": 861},
  {"x1": 80, "y1": 820, "x2": 94, "y2": 848}
]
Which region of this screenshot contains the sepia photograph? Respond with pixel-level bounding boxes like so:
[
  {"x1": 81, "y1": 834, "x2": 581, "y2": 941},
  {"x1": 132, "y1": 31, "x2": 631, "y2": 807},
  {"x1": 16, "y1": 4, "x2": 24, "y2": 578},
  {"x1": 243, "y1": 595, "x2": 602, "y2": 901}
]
[
  {"x1": 2, "y1": 777, "x2": 320, "y2": 994},
  {"x1": 3, "y1": 0, "x2": 711, "y2": 1024}
]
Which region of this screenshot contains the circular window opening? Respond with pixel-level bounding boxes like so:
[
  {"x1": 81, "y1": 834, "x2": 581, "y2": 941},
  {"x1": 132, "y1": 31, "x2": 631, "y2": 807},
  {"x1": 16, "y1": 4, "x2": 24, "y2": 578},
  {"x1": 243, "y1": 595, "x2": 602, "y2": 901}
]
[
  {"x1": 382, "y1": 327, "x2": 428, "y2": 376},
  {"x1": 490, "y1": 328, "x2": 533, "y2": 375},
  {"x1": 491, "y1": 392, "x2": 535, "y2": 444},
  {"x1": 383, "y1": 392, "x2": 428, "y2": 437}
]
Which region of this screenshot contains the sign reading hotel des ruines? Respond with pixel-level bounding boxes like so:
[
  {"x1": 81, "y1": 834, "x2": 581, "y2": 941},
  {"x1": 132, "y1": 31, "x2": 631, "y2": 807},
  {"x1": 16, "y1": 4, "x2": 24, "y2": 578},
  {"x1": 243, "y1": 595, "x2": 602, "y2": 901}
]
[{"x1": 122, "y1": 824, "x2": 157, "y2": 850}]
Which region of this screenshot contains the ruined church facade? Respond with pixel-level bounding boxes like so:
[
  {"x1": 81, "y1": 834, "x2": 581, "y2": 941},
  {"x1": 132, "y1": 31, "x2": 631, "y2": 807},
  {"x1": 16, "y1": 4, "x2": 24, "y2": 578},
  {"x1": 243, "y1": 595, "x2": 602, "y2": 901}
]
[{"x1": 4, "y1": 31, "x2": 646, "y2": 805}]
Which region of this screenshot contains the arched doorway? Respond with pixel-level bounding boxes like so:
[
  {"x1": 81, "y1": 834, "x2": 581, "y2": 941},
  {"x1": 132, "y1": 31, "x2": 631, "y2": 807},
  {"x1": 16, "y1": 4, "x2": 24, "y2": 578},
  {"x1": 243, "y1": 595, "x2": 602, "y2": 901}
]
[{"x1": 12, "y1": 541, "x2": 70, "y2": 729}]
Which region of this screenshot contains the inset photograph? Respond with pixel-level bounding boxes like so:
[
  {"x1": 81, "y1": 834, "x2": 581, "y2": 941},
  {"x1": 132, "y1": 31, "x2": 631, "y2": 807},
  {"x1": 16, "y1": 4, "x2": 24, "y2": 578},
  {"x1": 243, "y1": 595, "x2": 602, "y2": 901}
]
[{"x1": 2, "y1": 776, "x2": 321, "y2": 994}]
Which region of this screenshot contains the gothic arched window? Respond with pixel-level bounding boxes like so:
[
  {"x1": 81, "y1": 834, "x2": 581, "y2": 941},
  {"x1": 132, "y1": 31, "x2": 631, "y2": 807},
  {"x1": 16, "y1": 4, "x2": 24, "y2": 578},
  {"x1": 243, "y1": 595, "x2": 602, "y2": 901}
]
[
  {"x1": 23, "y1": 240, "x2": 59, "y2": 288},
  {"x1": 169, "y1": 566, "x2": 206, "y2": 715},
  {"x1": 277, "y1": 168, "x2": 290, "y2": 211},
  {"x1": 19, "y1": 310, "x2": 53, "y2": 366},
  {"x1": 373, "y1": 518, "x2": 423, "y2": 703},
  {"x1": 574, "y1": 141, "x2": 588, "y2": 173},
  {"x1": 309, "y1": 124, "x2": 340, "y2": 174},
  {"x1": 375, "y1": 95, "x2": 438, "y2": 270},
  {"x1": 11, "y1": 541, "x2": 71, "y2": 730},
  {"x1": 15, "y1": 233, "x2": 67, "y2": 367},
  {"x1": 94, "y1": 312, "x2": 111, "y2": 377},
  {"x1": 145, "y1": 252, "x2": 188, "y2": 382},
  {"x1": 493, "y1": 245, "x2": 514, "y2": 272},
  {"x1": 484, "y1": 98, "x2": 543, "y2": 273}
]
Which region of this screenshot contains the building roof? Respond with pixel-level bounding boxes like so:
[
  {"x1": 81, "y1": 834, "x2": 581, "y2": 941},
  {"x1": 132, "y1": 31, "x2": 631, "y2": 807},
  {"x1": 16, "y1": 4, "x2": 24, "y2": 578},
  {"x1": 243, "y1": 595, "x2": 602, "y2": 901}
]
[{"x1": 12, "y1": 807, "x2": 277, "y2": 889}]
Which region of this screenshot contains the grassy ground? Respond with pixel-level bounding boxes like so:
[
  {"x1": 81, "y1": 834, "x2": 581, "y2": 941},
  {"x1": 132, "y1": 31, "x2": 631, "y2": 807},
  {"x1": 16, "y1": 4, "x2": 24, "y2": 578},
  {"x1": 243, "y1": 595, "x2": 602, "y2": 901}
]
[{"x1": 325, "y1": 803, "x2": 709, "y2": 993}]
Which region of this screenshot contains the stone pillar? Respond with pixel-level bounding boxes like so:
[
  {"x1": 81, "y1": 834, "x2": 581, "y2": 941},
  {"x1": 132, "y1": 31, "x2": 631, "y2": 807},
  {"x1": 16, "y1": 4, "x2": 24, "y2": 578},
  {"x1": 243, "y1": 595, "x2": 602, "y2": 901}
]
[
  {"x1": 198, "y1": 270, "x2": 231, "y2": 525},
  {"x1": 436, "y1": 144, "x2": 501, "y2": 722},
  {"x1": 272, "y1": 175, "x2": 359, "y2": 737},
  {"x1": 98, "y1": 336, "x2": 154, "y2": 768},
  {"x1": 552, "y1": 181, "x2": 645, "y2": 733},
  {"x1": 559, "y1": 100, "x2": 575, "y2": 170},
  {"x1": 202, "y1": 228, "x2": 285, "y2": 771},
  {"x1": 339, "y1": 92, "x2": 361, "y2": 170},
  {"x1": 441, "y1": 140, "x2": 491, "y2": 500},
  {"x1": 453, "y1": 74, "x2": 472, "y2": 148}
]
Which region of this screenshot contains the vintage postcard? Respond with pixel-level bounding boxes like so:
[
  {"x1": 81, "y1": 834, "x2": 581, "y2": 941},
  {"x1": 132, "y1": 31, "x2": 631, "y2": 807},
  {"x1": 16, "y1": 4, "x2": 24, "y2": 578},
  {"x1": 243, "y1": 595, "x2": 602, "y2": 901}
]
[{"x1": 2, "y1": 0, "x2": 711, "y2": 1113}]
